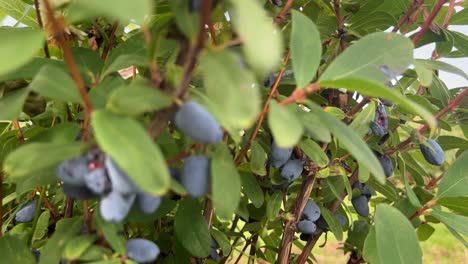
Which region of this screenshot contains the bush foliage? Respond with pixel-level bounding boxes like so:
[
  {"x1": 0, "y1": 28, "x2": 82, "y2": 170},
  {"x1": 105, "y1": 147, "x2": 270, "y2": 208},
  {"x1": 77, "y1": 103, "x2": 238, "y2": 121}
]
[{"x1": 0, "y1": 0, "x2": 467, "y2": 263}]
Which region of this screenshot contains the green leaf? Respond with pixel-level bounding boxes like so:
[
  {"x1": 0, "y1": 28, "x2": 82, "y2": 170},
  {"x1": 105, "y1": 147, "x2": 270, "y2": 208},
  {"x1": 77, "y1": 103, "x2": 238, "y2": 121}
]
[
  {"x1": 174, "y1": 199, "x2": 211, "y2": 257},
  {"x1": 431, "y1": 210, "x2": 468, "y2": 236},
  {"x1": 349, "y1": 100, "x2": 376, "y2": 137},
  {"x1": 358, "y1": 165, "x2": 370, "y2": 183},
  {"x1": 450, "y1": 8, "x2": 468, "y2": 25},
  {"x1": 414, "y1": 59, "x2": 468, "y2": 80},
  {"x1": 321, "y1": 207, "x2": 343, "y2": 241},
  {"x1": 67, "y1": 0, "x2": 152, "y2": 24},
  {"x1": 298, "y1": 138, "x2": 329, "y2": 167},
  {"x1": 0, "y1": 0, "x2": 38, "y2": 27},
  {"x1": 417, "y1": 223, "x2": 435, "y2": 241},
  {"x1": 229, "y1": 0, "x2": 282, "y2": 73},
  {"x1": 240, "y1": 172, "x2": 264, "y2": 208},
  {"x1": 437, "y1": 136, "x2": 468, "y2": 151},
  {"x1": 211, "y1": 144, "x2": 241, "y2": 220},
  {"x1": 93, "y1": 212, "x2": 126, "y2": 255},
  {"x1": 250, "y1": 141, "x2": 267, "y2": 176},
  {"x1": 0, "y1": 57, "x2": 65, "y2": 82},
  {"x1": 4, "y1": 142, "x2": 84, "y2": 179},
  {"x1": 437, "y1": 197, "x2": 468, "y2": 216},
  {"x1": 63, "y1": 235, "x2": 98, "y2": 260},
  {"x1": 32, "y1": 210, "x2": 50, "y2": 243},
  {"x1": 210, "y1": 229, "x2": 231, "y2": 255},
  {"x1": 363, "y1": 227, "x2": 380, "y2": 264},
  {"x1": 200, "y1": 50, "x2": 260, "y2": 128},
  {"x1": 0, "y1": 88, "x2": 29, "y2": 120},
  {"x1": 0, "y1": 28, "x2": 45, "y2": 75},
  {"x1": 268, "y1": 101, "x2": 304, "y2": 147},
  {"x1": 305, "y1": 101, "x2": 386, "y2": 183},
  {"x1": 318, "y1": 78, "x2": 436, "y2": 128},
  {"x1": 374, "y1": 204, "x2": 422, "y2": 264},
  {"x1": 438, "y1": 150, "x2": 468, "y2": 198},
  {"x1": 39, "y1": 217, "x2": 82, "y2": 264},
  {"x1": 71, "y1": 47, "x2": 104, "y2": 76},
  {"x1": 397, "y1": 154, "x2": 421, "y2": 208},
  {"x1": 414, "y1": 61, "x2": 433, "y2": 86},
  {"x1": 298, "y1": 111, "x2": 331, "y2": 143},
  {"x1": 266, "y1": 191, "x2": 283, "y2": 220},
  {"x1": 101, "y1": 54, "x2": 148, "y2": 78},
  {"x1": 107, "y1": 81, "x2": 173, "y2": 116},
  {"x1": 29, "y1": 64, "x2": 82, "y2": 103},
  {"x1": 319, "y1": 32, "x2": 413, "y2": 84},
  {"x1": 92, "y1": 110, "x2": 170, "y2": 195},
  {"x1": 290, "y1": 10, "x2": 321, "y2": 89},
  {"x1": 90, "y1": 75, "x2": 125, "y2": 109},
  {"x1": 0, "y1": 235, "x2": 36, "y2": 264}
]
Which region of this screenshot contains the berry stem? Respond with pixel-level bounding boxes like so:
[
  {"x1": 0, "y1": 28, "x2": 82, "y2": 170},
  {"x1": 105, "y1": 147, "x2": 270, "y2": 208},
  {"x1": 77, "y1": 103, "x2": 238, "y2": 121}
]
[{"x1": 12, "y1": 119, "x2": 25, "y2": 144}]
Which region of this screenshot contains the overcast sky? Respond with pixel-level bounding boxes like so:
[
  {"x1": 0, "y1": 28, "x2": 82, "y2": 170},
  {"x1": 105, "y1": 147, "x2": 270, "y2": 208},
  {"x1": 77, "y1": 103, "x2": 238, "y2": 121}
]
[{"x1": 2, "y1": 15, "x2": 467, "y2": 89}]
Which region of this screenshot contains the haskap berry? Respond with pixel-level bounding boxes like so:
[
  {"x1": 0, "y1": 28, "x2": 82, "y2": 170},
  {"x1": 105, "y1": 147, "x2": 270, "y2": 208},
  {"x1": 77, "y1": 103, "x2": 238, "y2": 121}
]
[
  {"x1": 174, "y1": 100, "x2": 223, "y2": 144},
  {"x1": 100, "y1": 191, "x2": 136, "y2": 223},
  {"x1": 55, "y1": 156, "x2": 89, "y2": 186},
  {"x1": 15, "y1": 199, "x2": 38, "y2": 223},
  {"x1": 126, "y1": 238, "x2": 160, "y2": 263},
  {"x1": 369, "y1": 104, "x2": 388, "y2": 136},
  {"x1": 297, "y1": 220, "x2": 317, "y2": 235},
  {"x1": 136, "y1": 192, "x2": 162, "y2": 214},
  {"x1": 420, "y1": 139, "x2": 445, "y2": 166},
  {"x1": 351, "y1": 195, "x2": 370, "y2": 217},
  {"x1": 180, "y1": 155, "x2": 210, "y2": 198},
  {"x1": 376, "y1": 153, "x2": 394, "y2": 177},
  {"x1": 280, "y1": 159, "x2": 303, "y2": 183},
  {"x1": 270, "y1": 141, "x2": 293, "y2": 168},
  {"x1": 105, "y1": 156, "x2": 140, "y2": 194},
  {"x1": 302, "y1": 199, "x2": 321, "y2": 222}
]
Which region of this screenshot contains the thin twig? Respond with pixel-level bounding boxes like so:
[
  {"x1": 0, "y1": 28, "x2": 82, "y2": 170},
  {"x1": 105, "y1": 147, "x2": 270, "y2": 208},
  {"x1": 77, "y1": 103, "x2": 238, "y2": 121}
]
[
  {"x1": 166, "y1": 144, "x2": 202, "y2": 165},
  {"x1": 33, "y1": 0, "x2": 50, "y2": 58},
  {"x1": 412, "y1": 0, "x2": 448, "y2": 45},
  {"x1": 277, "y1": 173, "x2": 317, "y2": 264},
  {"x1": 275, "y1": 0, "x2": 296, "y2": 25},
  {"x1": 12, "y1": 119, "x2": 25, "y2": 144},
  {"x1": 234, "y1": 51, "x2": 291, "y2": 165},
  {"x1": 101, "y1": 21, "x2": 119, "y2": 61},
  {"x1": 279, "y1": 82, "x2": 321, "y2": 106},
  {"x1": 41, "y1": 0, "x2": 94, "y2": 116},
  {"x1": 392, "y1": 0, "x2": 425, "y2": 33}
]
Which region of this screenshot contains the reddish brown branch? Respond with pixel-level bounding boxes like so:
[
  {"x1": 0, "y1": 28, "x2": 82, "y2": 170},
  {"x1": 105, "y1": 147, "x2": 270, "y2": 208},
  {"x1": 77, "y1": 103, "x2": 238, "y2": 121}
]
[
  {"x1": 277, "y1": 173, "x2": 317, "y2": 264},
  {"x1": 297, "y1": 169, "x2": 359, "y2": 264},
  {"x1": 38, "y1": 187, "x2": 60, "y2": 221},
  {"x1": 275, "y1": 0, "x2": 296, "y2": 25},
  {"x1": 101, "y1": 21, "x2": 119, "y2": 61},
  {"x1": 234, "y1": 52, "x2": 291, "y2": 165},
  {"x1": 166, "y1": 144, "x2": 202, "y2": 165},
  {"x1": 33, "y1": 0, "x2": 50, "y2": 58},
  {"x1": 42, "y1": 0, "x2": 94, "y2": 116},
  {"x1": 409, "y1": 198, "x2": 437, "y2": 221},
  {"x1": 279, "y1": 82, "x2": 321, "y2": 106},
  {"x1": 412, "y1": 0, "x2": 448, "y2": 45},
  {"x1": 392, "y1": 0, "x2": 425, "y2": 33},
  {"x1": 12, "y1": 119, "x2": 25, "y2": 144},
  {"x1": 424, "y1": 172, "x2": 445, "y2": 190}
]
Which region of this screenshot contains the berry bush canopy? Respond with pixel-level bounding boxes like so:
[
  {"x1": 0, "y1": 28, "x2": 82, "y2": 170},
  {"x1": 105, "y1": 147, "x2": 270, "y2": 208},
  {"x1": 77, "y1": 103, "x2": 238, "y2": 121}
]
[{"x1": 0, "y1": 0, "x2": 467, "y2": 263}]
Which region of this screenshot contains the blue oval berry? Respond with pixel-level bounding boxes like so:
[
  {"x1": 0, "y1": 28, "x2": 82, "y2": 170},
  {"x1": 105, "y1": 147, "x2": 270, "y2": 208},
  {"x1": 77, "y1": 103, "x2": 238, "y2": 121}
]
[
  {"x1": 420, "y1": 139, "x2": 445, "y2": 166},
  {"x1": 100, "y1": 191, "x2": 136, "y2": 223},
  {"x1": 136, "y1": 193, "x2": 162, "y2": 214},
  {"x1": 270, "y1": 141, "x2": 292, "y2": 168},
  {"x1": 280, "y1": 159, "x2": 303, "y2": 183},
  {"x1": 105, "y1": 156, "x2": 140, "y2": 194},
  {"x1": 351, "y1": 195, "x2": 369, "y2": 217},
  {"x1": 180, "y1": 155, "x2": 210, "y2": 197},
  {"x1": 298, "y1": 220, "x2": 317, "y2": 235},
  {"x1": 56, "y1": 156, "x2": 89, "y2": 186},
  {"x1": 15, "y1": 199, "x2": 38, "y2": 223},
  {"x1": 175, "y1": 101, "x2": 223, "y2": 144},
  {"x1": 126, "y1": 238, "x2": 160, "y2": 263},
  {"x1": 302, "y1": 199, "x2": 321, "y2": 222}
]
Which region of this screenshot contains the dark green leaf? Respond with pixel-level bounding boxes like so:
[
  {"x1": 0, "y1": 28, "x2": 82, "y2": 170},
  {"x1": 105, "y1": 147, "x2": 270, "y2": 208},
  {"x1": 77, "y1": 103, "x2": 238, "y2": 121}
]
[
  {"x1": 0, "y1": 28, "x2": 45, "y2": 75},
  {"x1": 39, "y1": 217, "x2": 82, "y2": 264},
  {"x1": 305, "y1": 101, "x2": 386, "y2": 183},
  {"x1": 63, "y1": 235, "x2": 98, "y2": 260},
  {"x1": 0, "y1": 88, "x2": 29, "y2": 120},
  {"x1": 450, "y1": 8, "x2": 468, "y2": 25},
  {"x1": 29, "y1": 64, "x2": 82, "y2": 103},
  {"x1": 319, "y1": 32, "x2": 413, "y2": 84},
  {"x1": 321, "y1": 207, "x2": 343, "y2": 241},
  {"x1": 268, "y1": 101, "x2": 304, "y2": 147},
  {"x1": 200, "y1": 50, "x2": 260, "y2": 128},
  {"x1": 362, "y1": 227, "x2": 380, "y2": 264},
  {"x1": 298, "y1": 138, "x2": 329, "y2": 167},
  {"x1": 0, "y1": 235, "x2": 35, "y2": 264},
  {"x1": 211, "y1": 144, "x2": 241, "y2": 220},
  {"x1": 437, "y1": 136, "x2": 468, "y2": 151},
  {"x1": 266, "y1": 191, "x2": 283, "y2": 220},
  {"x1": 290, "y1": 10, "x2": 321, "y2": 88},
  {"x1": 437, "y1": 197, "x2": 468, "y2": 216},
  {"x1": 210, "y1": 229, "x2": 231, "y2": 255},
  {"x1": 250, "y1": 141, "x2": 267, "y2": 176},
  {"x1": 417, "y1": 223, "x2": 435, "y2": 241},
  {"x1": 431, "y1": 210, "x2": 468, "y2": 236},
  {"x1": 240, "y1": 172, "x2": 264, "y2": 208},
  {"x1": 93, "y1": 212, "x2": 126, "y2": 254},
  {"x1": 349, "y1": 100, "x2": 376, "y2": 137},
  {"x1": 438, "y1": 150, "x2": 468, "y2": 198},
  {"x1": 174, "y1": 199, "x2": 211, "y2": 257},
  {"x1": 374, "y1": 204, "x2": 422, "y2": 264},
  {"x1": 107, "y1": 81, "x2": 172, "y2": 116},
  {"x1": 4, "y1": 142, "x2": 84, "y2": 180},
  {"x1": 92, "y1": 110, "x2": 170, "y2": 195},
  {"x1": 32, "y1": 211, "x2": 50, "y2": 243}
]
